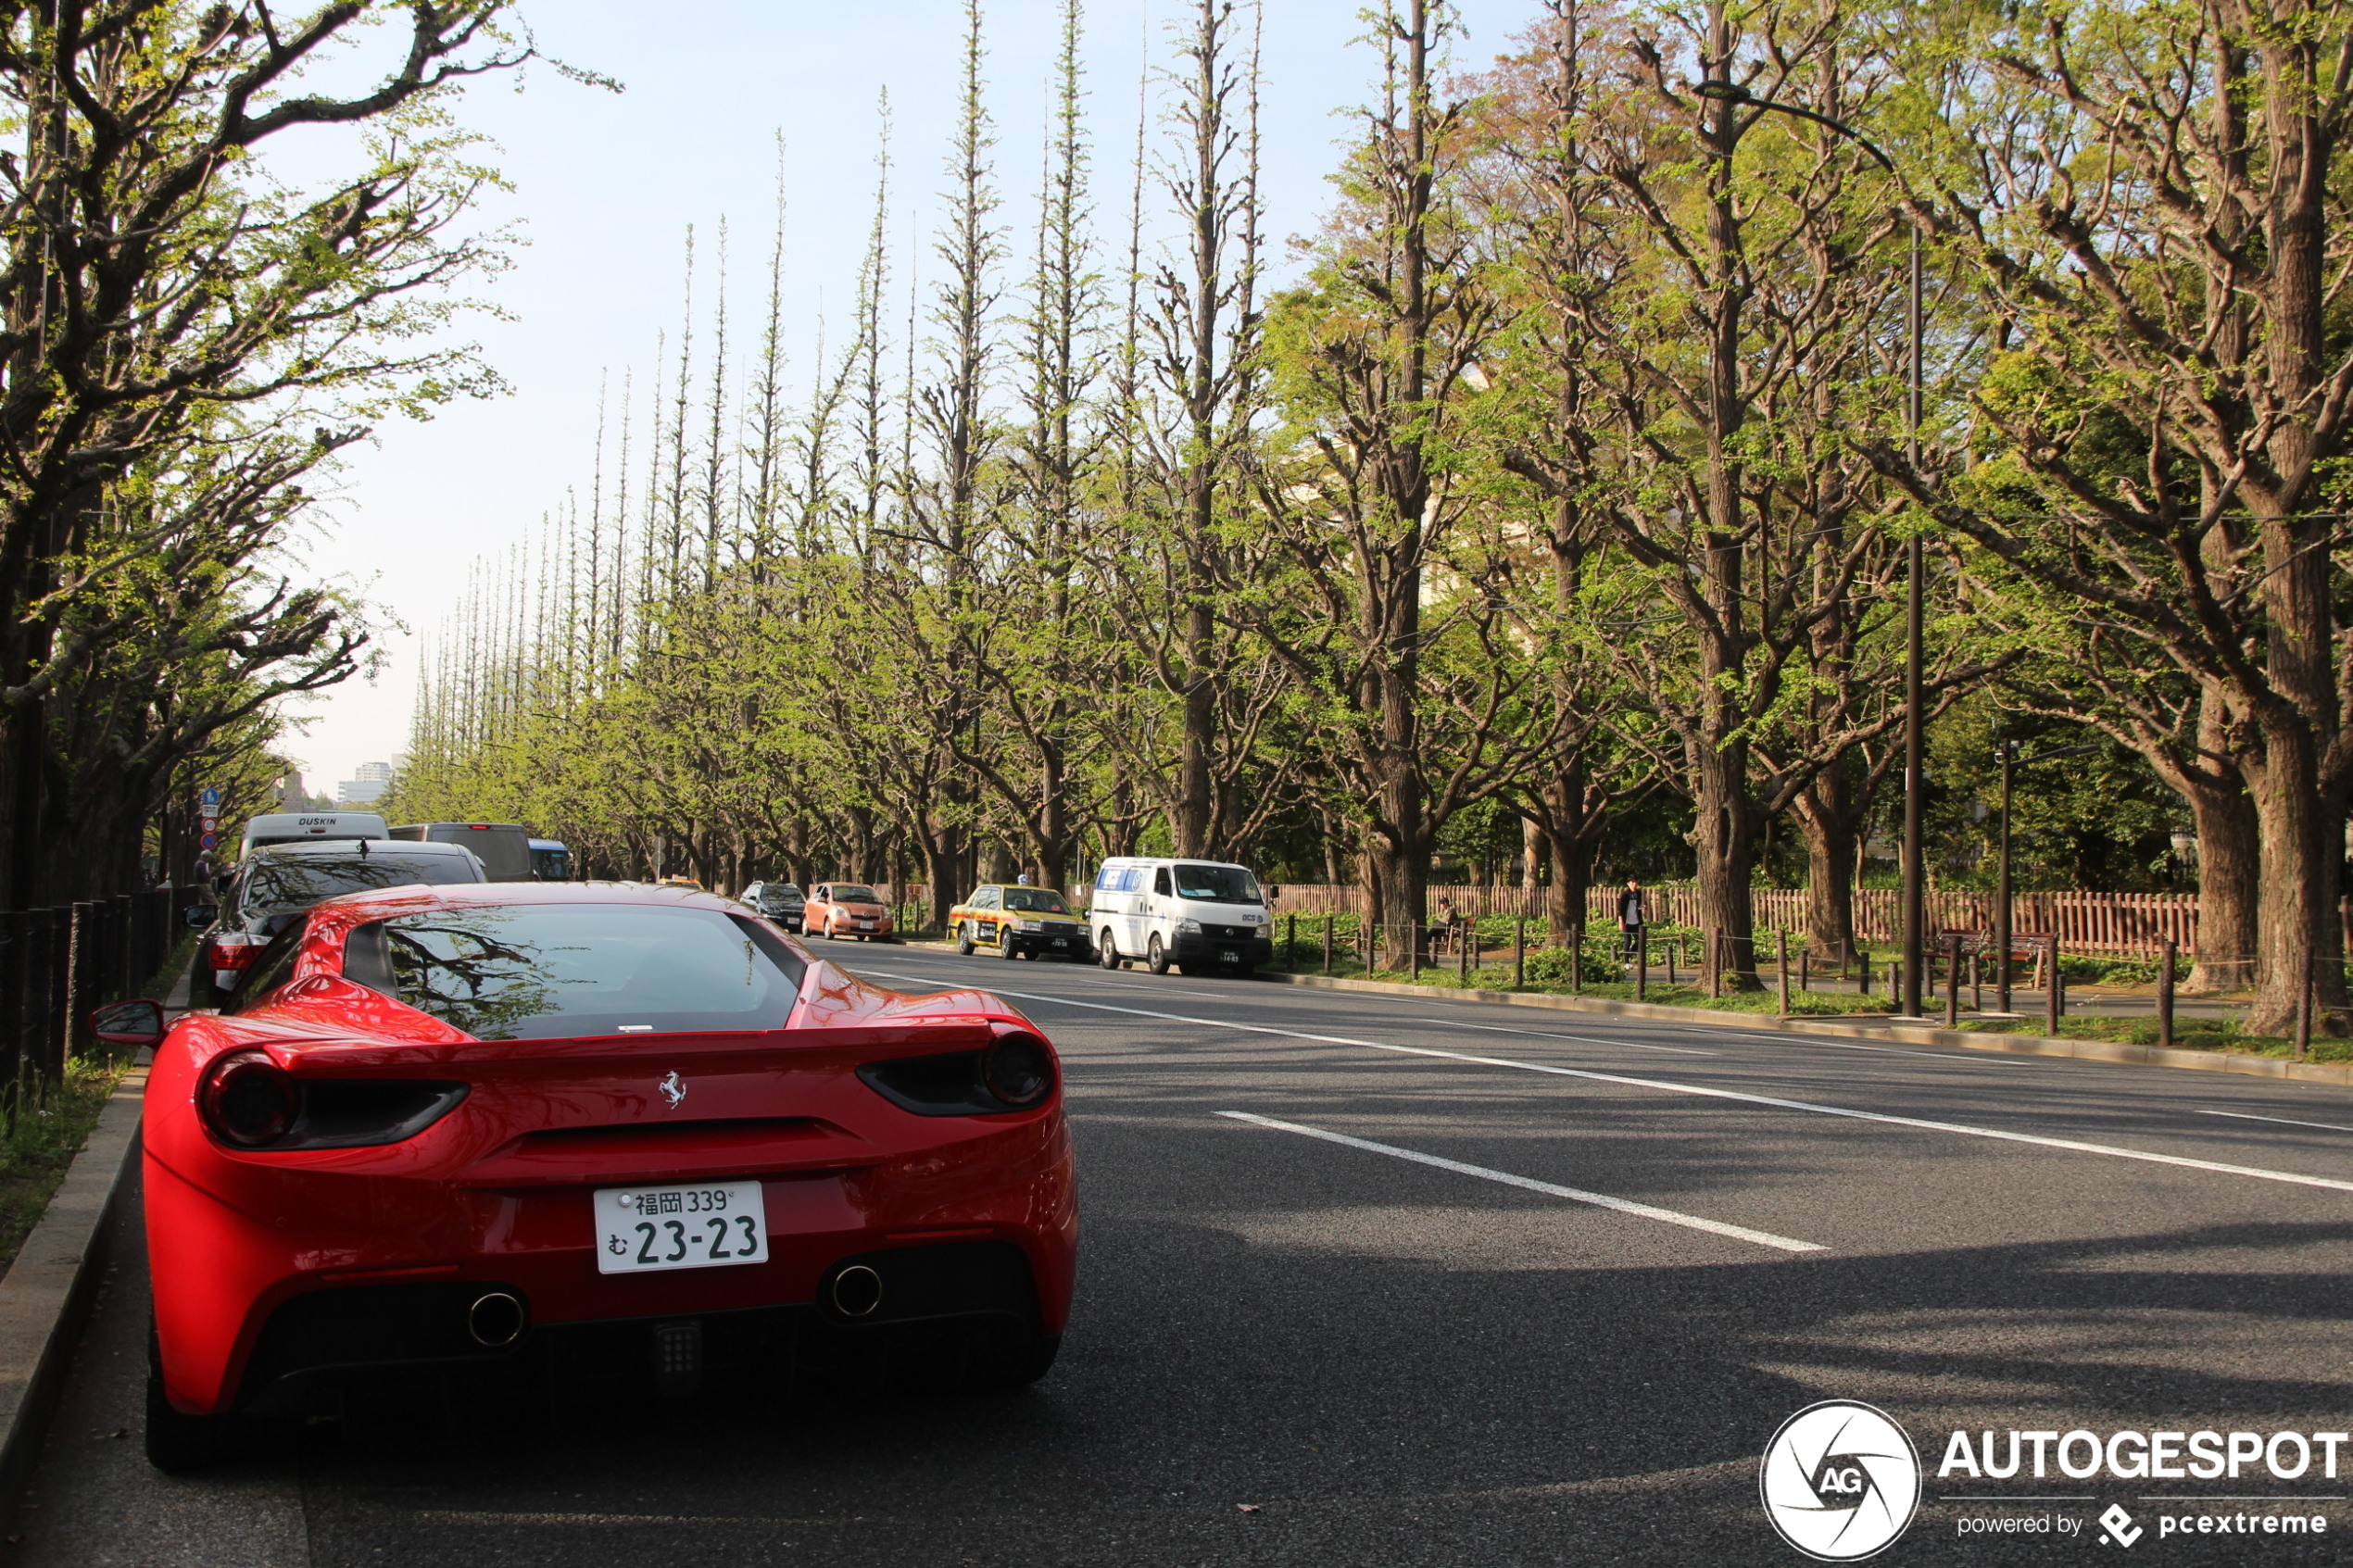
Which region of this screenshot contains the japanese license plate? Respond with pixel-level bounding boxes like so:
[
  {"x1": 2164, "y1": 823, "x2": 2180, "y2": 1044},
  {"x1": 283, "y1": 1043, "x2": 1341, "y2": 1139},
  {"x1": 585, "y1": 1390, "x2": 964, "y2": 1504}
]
[
  {"x1": 595, "y1": 1181, "x2": 769, "y2": 1274},
  {"x1": 1219, "y1": 949, "x2": 1239, "y2": 963}
]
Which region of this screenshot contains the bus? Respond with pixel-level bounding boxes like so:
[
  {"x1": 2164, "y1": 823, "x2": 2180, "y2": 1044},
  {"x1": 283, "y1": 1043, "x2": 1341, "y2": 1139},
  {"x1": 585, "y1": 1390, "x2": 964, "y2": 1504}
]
[{"x1": 389, "y1": 822, "x2": 534, "y2": 883}]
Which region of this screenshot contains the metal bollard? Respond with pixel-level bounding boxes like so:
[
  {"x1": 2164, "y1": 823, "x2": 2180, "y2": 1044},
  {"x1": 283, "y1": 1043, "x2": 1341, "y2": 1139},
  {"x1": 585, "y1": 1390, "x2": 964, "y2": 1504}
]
[
  {"x1": 1323, "y1": 915, "x2": 1333, "y2": 975},
  {"x1": 1515, "y1": 917, "x2": 1525, "y2": 991},
  {"x1": 1778, "y1": 929, "x2": 1790, "y2": 1016}
]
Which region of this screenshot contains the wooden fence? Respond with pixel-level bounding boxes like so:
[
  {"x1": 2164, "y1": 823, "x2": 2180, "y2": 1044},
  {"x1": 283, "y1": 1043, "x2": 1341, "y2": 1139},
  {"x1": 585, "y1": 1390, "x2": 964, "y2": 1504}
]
[{"x1": 1256, "y1": 883, "x2": 2226, "y2": 961}]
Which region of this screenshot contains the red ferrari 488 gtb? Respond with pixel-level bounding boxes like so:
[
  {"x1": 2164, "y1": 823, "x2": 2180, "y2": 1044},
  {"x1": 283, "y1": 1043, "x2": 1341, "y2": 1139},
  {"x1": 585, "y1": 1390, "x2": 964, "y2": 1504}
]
[{"x1": 128, "y1": 882, "x2": 1076, "y2": 1469}]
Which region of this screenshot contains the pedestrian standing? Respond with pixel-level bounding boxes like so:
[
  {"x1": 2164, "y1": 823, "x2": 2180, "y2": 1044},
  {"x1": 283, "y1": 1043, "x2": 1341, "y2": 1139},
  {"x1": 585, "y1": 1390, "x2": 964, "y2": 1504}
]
[{"x1": 1618, "y1": 879, "x2": 1646, "y2": 960}]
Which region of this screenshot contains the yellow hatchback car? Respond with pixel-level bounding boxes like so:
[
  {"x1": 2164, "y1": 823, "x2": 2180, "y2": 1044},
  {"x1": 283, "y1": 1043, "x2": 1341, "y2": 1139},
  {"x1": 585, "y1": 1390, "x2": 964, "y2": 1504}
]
[{"x1": 950, "y1": 884, "x2": 1088, "y2": 961}]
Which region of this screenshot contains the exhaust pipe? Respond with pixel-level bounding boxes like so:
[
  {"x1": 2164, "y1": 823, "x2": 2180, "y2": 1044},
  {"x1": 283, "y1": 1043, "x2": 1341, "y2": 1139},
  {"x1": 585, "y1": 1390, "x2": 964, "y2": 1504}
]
[
  {"x1": 467, "y1": 1290, "x2": 528, "y2": 1348},
  {"x1": 828, "y1": 1264, "x2": 883, "y2": 1318}
]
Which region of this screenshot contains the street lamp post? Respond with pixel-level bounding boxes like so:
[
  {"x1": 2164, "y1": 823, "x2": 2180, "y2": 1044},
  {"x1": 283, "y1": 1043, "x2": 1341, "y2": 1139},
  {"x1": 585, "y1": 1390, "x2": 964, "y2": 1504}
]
[{"x1": 1696, "y1": 79, "x2": 1927, "y2": 1018}]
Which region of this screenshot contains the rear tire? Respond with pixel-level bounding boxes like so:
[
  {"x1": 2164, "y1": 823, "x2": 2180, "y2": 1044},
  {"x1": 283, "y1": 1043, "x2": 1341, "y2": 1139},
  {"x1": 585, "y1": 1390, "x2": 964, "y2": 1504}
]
[
  {"x1": 1147, "y1": 935, "x2": 1170, "y2": 975},
  {"x1": 956, "y1": 922, "x2": 976, "y2": 956}
]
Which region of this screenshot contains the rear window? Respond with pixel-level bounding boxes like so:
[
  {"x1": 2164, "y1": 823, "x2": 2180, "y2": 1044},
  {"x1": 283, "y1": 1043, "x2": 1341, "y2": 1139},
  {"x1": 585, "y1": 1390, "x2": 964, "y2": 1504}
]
[
  {"x1": 343, "y1": 904, "x2": 808, "y2": 1040},
  {"x1": 420, "y1": 824, "x2": 531, "y2": 880},
  {"x1": 239, "y1": 854, "x2": 481, "y2": 920}
]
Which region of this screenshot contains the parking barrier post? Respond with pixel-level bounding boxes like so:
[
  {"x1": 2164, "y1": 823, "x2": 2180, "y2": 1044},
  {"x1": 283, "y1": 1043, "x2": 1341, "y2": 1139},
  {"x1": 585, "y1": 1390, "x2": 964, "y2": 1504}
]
[
  {"x1": 1408, "y1": 924, "x2": 1420, "y2": 984},
  {"x1": 1666, "y1": 939, "x2": 1676, "y2": 988},
  {"x1": 2296, "y1": 947, "x2": 2314, "y2": 1061},
  {"x1": 2045, "y1": 938, "x2": 2062, "y2": 1035},
  {"x1": 1458, "y1": 924, "x2": 1469, "y2": 984},
  {"x1": 1322, "y1": 915, "x2": 1333, "y2": 975},
  {"x1": 1514, "y1": 918, "x2": 1525, "y2": 991},
  {"x1": 2158, "y1": 939, "x2": 2176, "y2": 1049},
  {"x1": 1286, "y1": 914, "x2": 1296, "y2": 971},
  {"x1": 1778, "y1": 929, "x2": 1790, "y2": 1016},
  {"x1": 1570, "y1": 931, "x2": 1581, "y2": 994},
  {"x1": 1946, "y1": 932, "x2": 1962, "y2": 1027},
  {"x1": 1637, "y1": 937, "x2": 1648, "y2": 1001},
  {"x1": 1858, "y1": 949, "x2": 1870, "y2": 997},
  {"x1": 1892, "y1": 961, "x2": 1903, "y2": 1014},
  {"x1": 1800, "y1": 944, "x2": 1809, "y2": 994},
  {"x1": 1970, "y1": 950, "x2": 1982, "y2": 1012}
]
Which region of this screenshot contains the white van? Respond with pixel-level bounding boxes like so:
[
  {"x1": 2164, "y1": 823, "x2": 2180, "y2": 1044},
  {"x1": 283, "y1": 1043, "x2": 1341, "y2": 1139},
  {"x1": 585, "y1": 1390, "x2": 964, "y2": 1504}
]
[
  {"x1": 1089, "y1": 856, "x2": 1274, "y2": 976},
  {"x1": 236, "y1": 811, "x2": 390, "y2": 859}
]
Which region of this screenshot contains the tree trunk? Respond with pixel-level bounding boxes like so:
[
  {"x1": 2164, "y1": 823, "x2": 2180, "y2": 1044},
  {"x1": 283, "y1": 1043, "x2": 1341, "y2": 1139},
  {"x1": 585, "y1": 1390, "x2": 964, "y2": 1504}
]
[
  {"x1": 2245, "y1": 719, "x2": 2347, "y2": 1035},
  {"x1": 1693, "y1": 734, "x2": 1761, "y2": 989},
  {"x1": 1793, "y1": 761, "x2": 1861, "y2": 967},
  {"x1": 2184, "y1": 781, "x2": 2258, "y2": 994}
]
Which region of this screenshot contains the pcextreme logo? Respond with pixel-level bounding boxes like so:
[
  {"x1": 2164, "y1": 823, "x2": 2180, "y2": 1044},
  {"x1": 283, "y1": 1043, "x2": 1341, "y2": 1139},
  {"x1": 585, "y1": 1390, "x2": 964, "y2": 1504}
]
[{"x1": 1760, "y1": 1400, "x2": 1923, "y2": 1562}]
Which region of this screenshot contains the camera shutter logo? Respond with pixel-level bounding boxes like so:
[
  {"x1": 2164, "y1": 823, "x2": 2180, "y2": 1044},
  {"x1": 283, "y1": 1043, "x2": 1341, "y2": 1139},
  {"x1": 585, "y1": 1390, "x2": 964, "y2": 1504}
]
[{"x1": 1759, "y1": 1400, "x2": 1922, "y2": 1561}]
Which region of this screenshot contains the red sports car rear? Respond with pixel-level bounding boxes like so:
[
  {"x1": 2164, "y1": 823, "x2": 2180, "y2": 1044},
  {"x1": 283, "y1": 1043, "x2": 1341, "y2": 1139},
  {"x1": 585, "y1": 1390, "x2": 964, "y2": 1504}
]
[{"x1": 138, "y1": 883, "x2": 1076, "y2": 1468}]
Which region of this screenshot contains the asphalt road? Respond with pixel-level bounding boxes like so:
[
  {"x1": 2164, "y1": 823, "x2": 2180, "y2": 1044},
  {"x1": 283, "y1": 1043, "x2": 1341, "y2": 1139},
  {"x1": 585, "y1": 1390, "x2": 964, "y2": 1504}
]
[{"x1": 15, "y1": 944, "x2": 2353, "y2": 1567}]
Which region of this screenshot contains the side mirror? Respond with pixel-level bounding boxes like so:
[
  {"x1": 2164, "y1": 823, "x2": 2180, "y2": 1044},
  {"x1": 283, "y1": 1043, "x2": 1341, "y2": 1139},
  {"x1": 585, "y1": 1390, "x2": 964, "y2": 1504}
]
[
  {"x1": 183, "y1": 905, "x2": 218, "y2": 929},
  {"x1": 90, "y1": 998, "x2": 166, "y2": 1048}
]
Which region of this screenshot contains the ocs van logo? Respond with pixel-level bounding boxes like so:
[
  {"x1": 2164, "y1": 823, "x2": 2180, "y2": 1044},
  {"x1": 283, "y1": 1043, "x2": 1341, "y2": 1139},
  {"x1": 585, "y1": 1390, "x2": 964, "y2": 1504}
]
[{"x1": 1759, "y1": 1400, "x2": 1923, "y2": 1561}]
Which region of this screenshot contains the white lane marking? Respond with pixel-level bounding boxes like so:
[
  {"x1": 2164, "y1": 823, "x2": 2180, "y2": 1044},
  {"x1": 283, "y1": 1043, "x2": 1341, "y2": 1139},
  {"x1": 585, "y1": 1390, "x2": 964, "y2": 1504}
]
[
  {"x1": 1216, "y1": 1110, "x2": 1824, "y2": 1254},
  {"x1": 2196, "y1": 1109, "x2": 2353, "y2": 1135},
  {"x1": 971, "y1": 986, "x2": 2353, "y2": 1196},
  {"x1": 1679, "y1": 1028, "x2": 2040, "y2": 1070},
  {"x1": 1383, "y1": 1018, "x2": 1718, "y2": 1056}
]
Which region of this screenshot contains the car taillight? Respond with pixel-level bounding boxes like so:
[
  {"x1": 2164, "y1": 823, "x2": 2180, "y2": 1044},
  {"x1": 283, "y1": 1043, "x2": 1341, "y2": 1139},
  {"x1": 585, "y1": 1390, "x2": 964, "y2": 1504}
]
[
  {"x1": 205, "y1": 933, "x2": 266, "y2": 971},
  {"x1": 200, "y1": 1050, "x2": 297, "y2": 1148},
  {"x1": 981, "y1": 1032, "x2": 1055, "y2": 1109},
  {"x1": 857, "y1": 1030, "x2": 1059, "y2": 1117}
]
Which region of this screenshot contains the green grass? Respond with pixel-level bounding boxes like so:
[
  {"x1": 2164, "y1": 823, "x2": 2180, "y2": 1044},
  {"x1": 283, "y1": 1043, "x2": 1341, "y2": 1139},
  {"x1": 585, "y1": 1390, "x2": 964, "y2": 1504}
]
[
  {"x1": 0, "y1": 935, "x2": 189, "y2": 1274},
  {"x1": 0, "y1": 1056, "x2": 132, "y2": 1273},
  {"x1": 1268, "y1": 947, "x2": 1894, "y2": 1016},
  {"x1": 1960, "y1": 1012, "x2": 2353, "y2": 1064}
]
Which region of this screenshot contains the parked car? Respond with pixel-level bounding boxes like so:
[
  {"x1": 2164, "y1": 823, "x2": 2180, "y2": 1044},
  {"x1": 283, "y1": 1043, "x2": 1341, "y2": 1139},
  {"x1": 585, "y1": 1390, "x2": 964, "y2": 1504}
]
[
  {"x1": 950, "y1": 884, "x2": 1088, "y2": 960},
  {"x1": 741, "y1": 881, "x2": 807, "y2": 932},
  {"x1": 188, "y1": 840, "x2": 487, "y2": 1007},
  {"x1": 100, "y1": 880, "x2": 1074, "y2": 1470},
  {"x1": 804, "y1": 883, "x2": 895, "y2": 942},
  {"x1": 1088, "y1": 856, "x2": 1273, "y2": 976}
]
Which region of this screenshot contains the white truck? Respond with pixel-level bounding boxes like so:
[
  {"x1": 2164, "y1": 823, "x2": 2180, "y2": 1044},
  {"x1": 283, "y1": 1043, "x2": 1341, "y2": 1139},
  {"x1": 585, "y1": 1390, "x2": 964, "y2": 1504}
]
[
  {"x1": 235, "y1": 811, "x2": 389, "y2": 860},
  {"x1": 1088, "y1": 856, "x2": 1274, "y2": 976}
]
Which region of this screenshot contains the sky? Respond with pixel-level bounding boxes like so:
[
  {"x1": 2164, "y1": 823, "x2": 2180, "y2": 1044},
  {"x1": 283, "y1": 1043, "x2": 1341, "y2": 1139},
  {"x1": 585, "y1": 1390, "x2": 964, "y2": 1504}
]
[{"x1": 275, "y1": 0, "x2": 1539, "y2": 795}]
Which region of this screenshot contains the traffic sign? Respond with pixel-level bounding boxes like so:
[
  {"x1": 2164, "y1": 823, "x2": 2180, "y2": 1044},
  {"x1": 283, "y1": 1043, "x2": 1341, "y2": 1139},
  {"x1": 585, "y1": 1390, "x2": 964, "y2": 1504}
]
[
  {"x1": 198, "y1": 831, "x2": 219, "y2": 850},
  {"x1": 200, "y1": 787, "x2": 220, "y2": 807}
]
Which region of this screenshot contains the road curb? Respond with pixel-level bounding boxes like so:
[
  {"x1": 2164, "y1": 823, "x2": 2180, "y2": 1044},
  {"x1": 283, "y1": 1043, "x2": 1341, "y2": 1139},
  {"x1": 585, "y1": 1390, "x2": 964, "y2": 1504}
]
[
  {"x1": 0, "y1": 1067, "x2": 146, "y2": 1545},
  {"x1": 894, "y1": 937, "x2": 2353, "y2": 1087}
]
